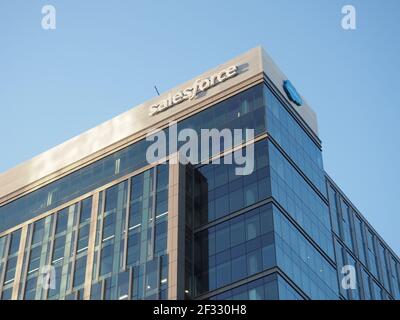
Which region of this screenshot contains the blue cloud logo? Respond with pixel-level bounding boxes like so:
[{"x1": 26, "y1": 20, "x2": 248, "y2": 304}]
[{"x1": 283, "y1": 80, "x2": 303, "y2": 106}]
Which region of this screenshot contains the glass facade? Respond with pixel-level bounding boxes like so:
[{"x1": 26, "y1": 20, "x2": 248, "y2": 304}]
[
  {"x1": 0, "y1": 77, "x2": 398, "y2": 301},
  {"x1": 328, "y1": 180, "x2": 398, "y2": 300},
  {"x1": 209, "y1": 273, "x2": 303, "y2": 300},
  {"x1": 89, "y1": 165, "x2": 169, "y2": 300}
]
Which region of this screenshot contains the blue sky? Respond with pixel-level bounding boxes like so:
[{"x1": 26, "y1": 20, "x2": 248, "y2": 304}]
[{"x1": 0, "y1": 0, "x2": 399, "y2": 255}]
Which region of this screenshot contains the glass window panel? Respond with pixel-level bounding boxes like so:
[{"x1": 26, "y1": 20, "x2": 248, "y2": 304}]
[
  {"x1": 9, "y1": 229, "x2": 21, "y2": 255},
  {"x1": 100, "y1": 242, "x2": 114, "y2": 276},
  {"x1": 4, "y1": 256, "x2": 18, "y2": 282},
  {"x1": 361, "y1": 269, "x2": 372, "y2": 300},
  {"x1": 145, "y1": 259, "x2": 158, "y2": 294},
  {"x1": 246, "y1": 212, "x2": 260, "y2": 241},
  {"x1": 80, "y1": 197, "x2": 92, "y2": 223},
  {"x1": 127, "y1": 229, "x2": 141, "y2": 267},
  {"x1": 24, "y1": 276, "x2": 38, "y2": 300},
  {"x1": 91, "y1": 282, "x2": 103, "y2": 300},
  {"x1": 77, "y1": 224, "x2": 90, "y2": 251},
  {"x1": 55, "y1": 209, "x2": 69, "y2": 234},
  {"x1": 1, "y1": 288, "x2": 13, "y2": 300},
  {"x1": 73, "y1": 256, "x2": 87, "y2": 288},
  {"x1": 117, "y1": 271, "x2": 130, "y2": 300}
]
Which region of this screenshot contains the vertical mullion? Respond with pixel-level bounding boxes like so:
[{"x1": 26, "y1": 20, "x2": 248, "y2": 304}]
[
  {"x1": 156, "y1": 255, "x2": 161, "y2": 299},
  {"x1": 42, "y1": 213, "x2": 58, "y2": 300},
  {"x1": 127, "y1": 267, "x2": 133, "y2": 300},
  {"x1": 100, "y1": 278, "x2": 106, "y2": 300},
  {"x1": 0, "y1": 235, "x2": 11, "y2": 293},
  {"x1": 190, "y1": 167, "x2": 195, "y2": 299},
  {"x1": 95, "y1": 191, "x2": 106, "y2": 281},
  {"x1": 69, "y1": 202, "x2": 81, "y2": 292},
  {"x1": 150, "y1": 167, "x2": 157, "y2": 261},
  {"x1": 123, "y1": 178, "x2": 132, "y2": 271},
  {"x1": 83, "y1": 193, "x2": 100, "y2": 300},
  {"x1": 18, "y1": 225, "x2": 33, "y2": 300},
  {"x1": 11, "y1": 225, "x2": 28, "y2": 300}
]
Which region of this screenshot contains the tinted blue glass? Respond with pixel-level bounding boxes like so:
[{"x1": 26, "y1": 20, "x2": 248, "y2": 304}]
[
  {"x1": 8, "y1": 229, "x2": 21, "y2": 255},
  {"x1": 361, "y1": 269, "x2": 372, "y2": 300},
  {"x1": 195, "y1": 140, "x2": 270, "y2": 226},
  {"x1": 273, "y1": 205, "x2": 338, "y2": 300},
  {"x1": 55, "y1": 208, "x2": 69, "y2": 234},
  {"x1": 339, "y1": 199, "x2": 354, "y2": 252},
  {"x1": 210, "y1": 273, "x2": 302, "y2": 300},
  {"x1": 73, "y1": 256, "x2": 87, "y2": 288},
  {"x1": 346, "y1": 254, "x2": 360, "y2": 300},
  {"x1": 366, "y1": 230, "x2": 379, "y2": 278},
  {"x1": 371, "y1": 280, "x2": 383, "y2": 300},
  {"x1": 264, "y1": 86, "x2": 325, "y2": 195},
  {"x1": 327, "y1": 184, "x2": 340, "y2": 235},
  {"x1": 0, "y1": 84, "x2": 265, "y2": 234},
  {"x1": 389, "y1": 256, "x2": 400, "y2": 299},
  {"x1": 377, "y1": 243, "x2": 390, "y2": 290},
  {"x1": 194, "y1": 205, "x2": 275, "y2": 295},
  {"x1": 194, "y1": 202, "x2": 337, "y2": 299},
  {"x1": 1, "y1": 287, "x2": 12, "y2": 300},
  {"x1": 269, "y1": 142, "x2": 333, "y2": 258},
  {"x1": 353, "y1": 214, "x2": 366, "y2": 265},
  {"x1": 334, "y1": 240, "x2": 349, "y2": 299},
  {"x1": 127, "y1": 228, "x2": 141, "y2": 266},
  {"x1": 24, "y1": 276, "x2": 38, "y2": 300}
]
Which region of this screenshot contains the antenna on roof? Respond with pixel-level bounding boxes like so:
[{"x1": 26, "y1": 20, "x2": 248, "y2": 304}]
[{"x1": 154, "y1": 85, "x2": 160, "y2": 96}]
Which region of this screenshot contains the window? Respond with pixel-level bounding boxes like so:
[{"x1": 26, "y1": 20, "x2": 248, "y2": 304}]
[
  {"x1": 361, "y1": 269, "x2": 372, "y2": 300},
  {"x1": 102, "y1": 212, "x2": 116, "y2": 240},
  {"x1": 353, "y1": 214, "x2": 366, "y2": 265},
  {"x1": 371, "y1": 280, "x2": 383, "y2": 300},
  {"x1": 195, "y1": 141, "x2": 271, "y2": 227},
  {"x1": 1, "y1": 287, "x2": 12, "y2": 300},
  {"x1": 100, "y1": 242, "x2": 114, "y2": 276},
  {"x1": 346, "y1": 253, "x2": 360, "y2": 300},
  {"x1": 366, "y1": 230, "x2": 379, "y2": 278},
  {"x1": 377, "y1": 243, "x2": 390, "y2": 290},
  {"x1": 0, "y1": 236, "x2": 6, "y2": 260},
  {"x1": 28, "y1": 246, "x2": 42, "y2": 273},
  {"x1": 0, "y1": 85, "x2": 262, "y2": 234},
  {"x1": 24, "y1": 276, "x2": 38, "y2": 300},
  {"x1": 327, "y1": 185, "x2": 340, "y2": 235},
  {"x1": 73, "y1": 256, "x2": 87, "y2": 288},
  {"x1": 77, "y1": 224, "x2": 90, "y2": 251},
  {"x1": 264, "y1": 85, "x2": 325, "y2": 195},
  {"x1": 389, "y1": 256, "x2": 400, "y2": 299},
  {"x1": 194, "y1": 203, "x2": 337, "y2": 299},
  {"x1": 127, "y1": 229, "x2": 141, "y2": 267},
  {"x1": 339, "y1": 199, "x2": 354, "y2": 252},
  {"x1": 55, "y1": 209, "x2": 69, "y2": 234},
  {"x1": 80, "y1": 197, "x2": 92, "y2": 222},
  {"x1": 269, "y1": 142, "x2": 333, "y2": 258},
  {"x1": 9, "y1": 229, "x2": 21, "y2": 255},
  {"x1": 145, "y1": 259, "x2": 158, "y2": 295},
  {"x1": 155, "y1": 217, "x2": 167, "y2": 254},
  {"x1": 4, "y1": 256, "x2": 18, "y2": 282},
  {"x1": 117, "y1": 271, "x2": 130, "y2": 300},
  {"x1": 90, "y1": 282, "x2": 103, "y2": 300}
]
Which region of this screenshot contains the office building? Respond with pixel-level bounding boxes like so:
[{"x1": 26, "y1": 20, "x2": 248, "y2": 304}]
[{"x1": 0, "y1": 47, "x2": 399, "y2": 300}]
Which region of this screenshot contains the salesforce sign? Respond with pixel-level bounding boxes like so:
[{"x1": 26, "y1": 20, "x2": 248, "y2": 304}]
[{"x1": 149, "y1": 65, "x2": 238, "y2": 116}]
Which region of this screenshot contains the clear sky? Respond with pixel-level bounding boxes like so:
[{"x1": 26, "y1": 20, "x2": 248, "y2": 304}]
[{"x1": 0, "y1": 0, "x2": 399, "y2": 255}]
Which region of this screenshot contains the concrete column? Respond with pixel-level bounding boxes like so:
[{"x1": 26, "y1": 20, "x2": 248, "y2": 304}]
[
  {"x1": 83, "y1": 193, "x2": 99, "y2": 300},
  {"x1": 11, "y1": 225, "x2": 28, "y2": 300},
  {"x1": 167, "y1": 153, "x2": 187, "y2": 300}
]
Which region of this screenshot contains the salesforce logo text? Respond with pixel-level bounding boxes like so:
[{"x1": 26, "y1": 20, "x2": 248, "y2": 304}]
[{"x1": 149, "y1": 65, "x2": 238, "y2": 116}]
